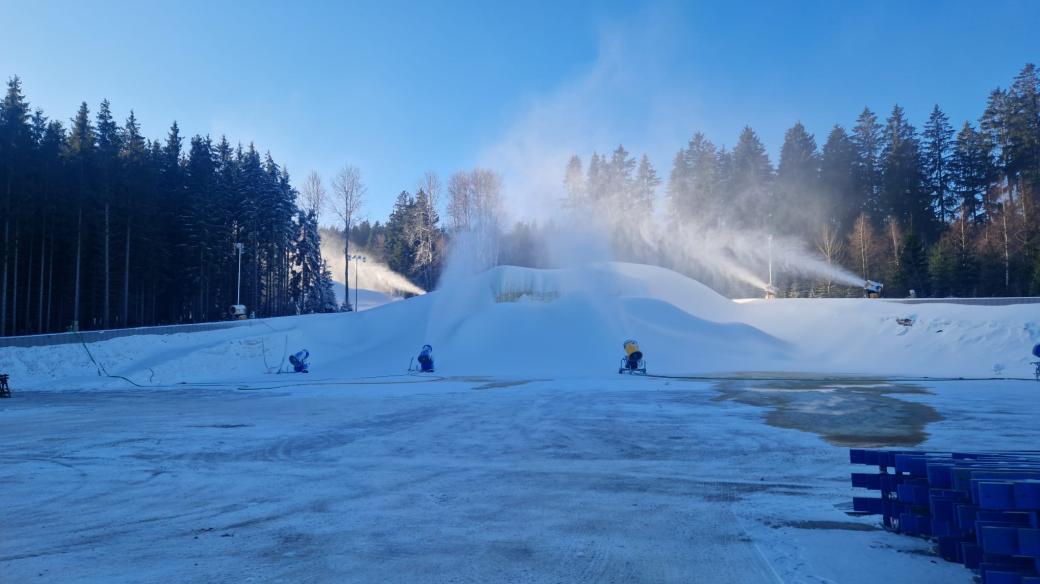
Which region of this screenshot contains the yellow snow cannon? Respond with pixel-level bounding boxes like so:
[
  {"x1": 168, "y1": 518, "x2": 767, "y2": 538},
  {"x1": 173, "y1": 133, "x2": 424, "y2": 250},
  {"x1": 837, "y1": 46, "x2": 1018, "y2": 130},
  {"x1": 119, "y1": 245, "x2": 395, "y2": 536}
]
[{"x1": 619, "y1": 339, "x2": 646, "y2": 375}]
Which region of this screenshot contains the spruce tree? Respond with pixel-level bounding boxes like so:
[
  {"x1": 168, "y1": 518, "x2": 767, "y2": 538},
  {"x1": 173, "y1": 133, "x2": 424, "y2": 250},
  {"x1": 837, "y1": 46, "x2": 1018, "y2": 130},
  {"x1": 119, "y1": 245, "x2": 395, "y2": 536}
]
[
  {"x1": 728, "y1": 126, "x2": 773, "y2": 229},
  {"x1": 633, "y1": 155, "x2": 660, "y2": 215},
  {"x1": 851, "y1": 107, "x2": 884, "y2": 221},
  {"x1": 820, "y1": 125, "x2": 859, "y2": 232},
  {"x1": 922, "y1": 105, "x2": 955, "y2": 223},
  {"x1": 950, "y1": 122, "x2": 994, "y2": 222},
  {"x1": 0, "y1": 77, "x2": 33, "y2": 335},
  {"x1": 775, "y1": 122, "x2": 820, "y2": 233},
  {"x1": 881, "y1": 105, "x2": 935, "y2": 239}
]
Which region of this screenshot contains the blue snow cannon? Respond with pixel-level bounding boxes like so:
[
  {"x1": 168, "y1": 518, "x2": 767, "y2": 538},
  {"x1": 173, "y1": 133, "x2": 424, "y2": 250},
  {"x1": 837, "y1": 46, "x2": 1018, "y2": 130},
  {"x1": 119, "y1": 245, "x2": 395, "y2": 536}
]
[
  {"x1": 1032, "y1": 344, "x2": 1040, "y2": 381},
  {"x1": 417, "y1": 345, "x2": 434, "y2": 373},
  {"x1": 289, "y1": 349, "x2": 310, "y2": 373}
]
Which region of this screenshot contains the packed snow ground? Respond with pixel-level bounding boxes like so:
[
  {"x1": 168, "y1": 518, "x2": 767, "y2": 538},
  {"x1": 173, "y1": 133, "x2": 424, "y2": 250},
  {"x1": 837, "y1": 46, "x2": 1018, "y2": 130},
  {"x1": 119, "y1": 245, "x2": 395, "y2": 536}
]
[
  {"x1": 2, "y1": 262, "x2": 1039, "y2": 583},
  {"x1": 3, "y1": 376, "x2": 1038, "y2": 583}
]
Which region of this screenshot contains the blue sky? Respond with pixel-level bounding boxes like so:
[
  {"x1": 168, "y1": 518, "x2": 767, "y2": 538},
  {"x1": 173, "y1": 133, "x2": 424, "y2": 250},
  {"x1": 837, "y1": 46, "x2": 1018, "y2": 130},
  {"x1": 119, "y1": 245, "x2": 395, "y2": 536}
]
[{"x1": 1, "y1": 0, "x2": 1037, "y2": 222}]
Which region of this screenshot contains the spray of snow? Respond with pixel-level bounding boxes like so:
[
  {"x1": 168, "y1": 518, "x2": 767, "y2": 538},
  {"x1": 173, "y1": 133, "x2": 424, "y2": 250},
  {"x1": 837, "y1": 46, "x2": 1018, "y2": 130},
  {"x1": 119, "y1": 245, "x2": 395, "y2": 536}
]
[
  {"x1": 319, "y1": 233, "x2": 425, "y2": 297},
  {"x1": 467, "y1": 6, "x2": 866, "y2": 295}
]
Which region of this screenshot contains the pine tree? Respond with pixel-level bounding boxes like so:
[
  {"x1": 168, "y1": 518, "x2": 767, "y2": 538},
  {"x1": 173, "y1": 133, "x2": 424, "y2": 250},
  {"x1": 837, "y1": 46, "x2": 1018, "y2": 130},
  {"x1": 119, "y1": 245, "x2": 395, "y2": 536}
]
[
  {"x1": 95, "y1": 99, "x2": 122, "y2": 328},
  {"x1": 774, "y1": 122, "x2": 820, "y2": 233},
  {"x1": 633, "y1": 155, "x2": 660, "y2": 215},
  {"x1": 851, "y1": 107, "x2": 884, "y2": 221},
  {"x1": 605, "y1": 144, "x2": 637, "y2": 212},
  {"x1": 563, "y1": 155, "x2": 585, "y2": 209},
  {"x1": 881, "y1": 105, "x2": 935, "y2": 239},
  {"x1": 728, "y1": 126, "x2": 773, "y2": 229},
  {"x1": 820, "y1": 125, "x2": 859, "y2": 232},
  {"x1": 384, "y1": 191, "x2": 417, "y2": 279},
  {"x1": 119, "y1": 111, "x2": 147, "y2": 326},
  {"x1": 980, "y1": 88, "x2": 1015, "y2": 205},
  {"x1": 685, "y1": 133, "x2": 721, "y2": 222},
  {"x1": 66, "y1": 102, "x2": 95, "y2": 331},
  {"x1": 666, "y1": 147, "x2": 691, "y2": 222},
  {"x1": 922, "y1": 105, "x2": 955, "y2": 223},
  {"x1": 951, "y1": 122, "x2": 995, "y2": 223},
  {"x1": 0, "y1": 77, "x2": 33, "y2": 335}
]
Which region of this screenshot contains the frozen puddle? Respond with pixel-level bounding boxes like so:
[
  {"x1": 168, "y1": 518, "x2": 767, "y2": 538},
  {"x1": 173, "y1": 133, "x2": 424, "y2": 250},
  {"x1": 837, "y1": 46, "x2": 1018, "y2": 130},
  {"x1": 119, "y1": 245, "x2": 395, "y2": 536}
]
[
  {"x1": 712, "y1": 376, "x2": 943, "y2": 447},
  {"x1": 3, "y1": 376, "x2": 1027, "y2": 583}
]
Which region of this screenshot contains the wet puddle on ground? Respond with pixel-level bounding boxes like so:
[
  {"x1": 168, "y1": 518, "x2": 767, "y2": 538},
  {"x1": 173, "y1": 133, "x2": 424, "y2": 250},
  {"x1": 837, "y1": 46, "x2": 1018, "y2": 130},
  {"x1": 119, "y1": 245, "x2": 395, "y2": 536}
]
[
  {"x1": 454, "y1": 377, "x2": 549, "y2": 390},
  {"x1": 710, "y1": 374, "x2": 942, "y2": 447}
]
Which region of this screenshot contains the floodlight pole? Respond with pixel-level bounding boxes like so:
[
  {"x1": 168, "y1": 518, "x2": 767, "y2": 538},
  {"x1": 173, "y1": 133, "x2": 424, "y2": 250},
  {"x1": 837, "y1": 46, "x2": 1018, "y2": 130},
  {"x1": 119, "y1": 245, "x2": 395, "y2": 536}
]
[
  {"x1": 352, "y1": 255, "x2": 366, "y2": 311},
  {"x1": 235, "y1": 242, "x2": 244, "y2": 305},
  {"x1": 767, "y1": 234, "x2": 773, "y2": 288}
]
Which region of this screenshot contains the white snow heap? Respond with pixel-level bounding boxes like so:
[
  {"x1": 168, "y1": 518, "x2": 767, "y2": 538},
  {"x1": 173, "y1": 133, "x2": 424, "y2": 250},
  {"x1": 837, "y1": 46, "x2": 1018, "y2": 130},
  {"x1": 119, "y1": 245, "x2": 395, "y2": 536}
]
[{"x1": 2, "y1": 261, "x2": 1039, "y2": 388}]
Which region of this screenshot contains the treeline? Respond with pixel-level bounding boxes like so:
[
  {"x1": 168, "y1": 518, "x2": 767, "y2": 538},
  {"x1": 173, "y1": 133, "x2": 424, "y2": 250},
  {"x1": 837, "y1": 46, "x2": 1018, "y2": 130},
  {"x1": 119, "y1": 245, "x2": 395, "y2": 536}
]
[
  {"x1": 0, "y1": 77, "x2": 336, "y2": 337},
  {"x1": 564, "y1": 64, "x2": 1040, "y2": 297}
]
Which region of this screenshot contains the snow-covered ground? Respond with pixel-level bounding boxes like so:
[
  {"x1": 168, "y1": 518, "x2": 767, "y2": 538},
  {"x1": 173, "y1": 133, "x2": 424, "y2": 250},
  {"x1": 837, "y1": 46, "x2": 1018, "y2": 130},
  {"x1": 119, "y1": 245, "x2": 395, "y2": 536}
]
[
  {"x1": 331, "y1": 284, "x2": 401, "y2": 312},
  {"x1": 2, "y1": 262, "x2": 1038, "y2": 583},
  {"x1": 4, "y1": 376, "x2": 1037, "y2": 583},
  {"x1": 0, "y1": 262, "x2": 1036, "y2": 387}
]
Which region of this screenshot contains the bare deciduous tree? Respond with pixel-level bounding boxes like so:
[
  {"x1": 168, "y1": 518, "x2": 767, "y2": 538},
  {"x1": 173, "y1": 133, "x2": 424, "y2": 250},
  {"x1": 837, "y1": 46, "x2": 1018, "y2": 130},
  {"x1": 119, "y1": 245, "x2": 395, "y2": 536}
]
[
  {"x1": 413, "y1": 171, "x2": 441, "y2": 289},
  {"x1": 447, "y1": 172, "x2": 473, "y2": 230},
  {"x1": 300, "y1": 170, "x2": 327, "y2": 217},
  {"x1": 447, "y1": 168, "x2": 504, "y2": 270},
  {"x1": 331, "y1": 165, "x2": 365, "y2": 308},
  {"x1": 816, "y1": 224, "x2": 846, "y2": 296},
  {"x1": 848, "y1": 213, "x2": 879, "y2": 283}
]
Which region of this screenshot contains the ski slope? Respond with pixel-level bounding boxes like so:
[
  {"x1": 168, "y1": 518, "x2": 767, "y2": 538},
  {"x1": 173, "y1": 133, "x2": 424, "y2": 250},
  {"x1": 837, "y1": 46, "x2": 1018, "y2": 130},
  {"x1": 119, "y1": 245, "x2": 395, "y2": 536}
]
[{"x1": 1, "y1": 262, "x2": 1037, "y2": 388}]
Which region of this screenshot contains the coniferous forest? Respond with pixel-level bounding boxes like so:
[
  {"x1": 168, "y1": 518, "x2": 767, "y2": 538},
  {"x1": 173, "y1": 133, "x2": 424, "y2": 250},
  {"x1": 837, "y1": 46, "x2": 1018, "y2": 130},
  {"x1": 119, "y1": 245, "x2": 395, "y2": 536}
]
[
  {"x1": 3, "y1": 64, "x2": 1040, "y2": 337},
  {"x1": 561, "y1": 63, "x2": 1040, "y2": 298},
  {"x1": 0, "y1": 77, "x2": 336, "y2": 337}
]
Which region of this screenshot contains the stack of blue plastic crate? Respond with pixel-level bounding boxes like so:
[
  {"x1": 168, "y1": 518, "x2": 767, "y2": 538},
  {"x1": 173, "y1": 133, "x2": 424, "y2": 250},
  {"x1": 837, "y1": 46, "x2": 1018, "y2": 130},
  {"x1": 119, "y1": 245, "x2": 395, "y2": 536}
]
[{"x1": 850, "y1": 449, "x2": 1040, "y2": 584}]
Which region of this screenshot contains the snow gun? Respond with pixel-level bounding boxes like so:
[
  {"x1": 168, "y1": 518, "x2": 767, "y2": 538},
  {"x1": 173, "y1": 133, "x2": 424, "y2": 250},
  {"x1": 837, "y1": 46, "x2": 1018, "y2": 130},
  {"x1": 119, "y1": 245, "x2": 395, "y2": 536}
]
[
  {"x1": 410, "y1": 344, "x2": 434, "y2": 373},
  {"x1": 764, "y1": 284, "x2": 779, "y2": 300},
  {"x1": 864, "y1": 280, "x2": 883, "y2": 298},
  {"x1": 288, "y1": 349, "x2": 310, "y2": 373},
  {"x1": 619, "y1": 339, "x2": 646, "y2": 375}
]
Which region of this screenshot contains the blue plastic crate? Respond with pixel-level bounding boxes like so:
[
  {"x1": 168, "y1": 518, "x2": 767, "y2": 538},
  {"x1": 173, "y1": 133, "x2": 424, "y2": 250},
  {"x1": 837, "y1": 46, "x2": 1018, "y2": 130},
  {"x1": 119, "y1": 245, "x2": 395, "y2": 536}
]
[
  {"x1": 1015, "y1": 482, "x2": 1040, "y2": 510},
  {"x1": 980, "y1": 525, "x2": 1019, "y2": 555},
  {"x1": 1018, "y1": 528, "x2": 1040, "y2": 557}
]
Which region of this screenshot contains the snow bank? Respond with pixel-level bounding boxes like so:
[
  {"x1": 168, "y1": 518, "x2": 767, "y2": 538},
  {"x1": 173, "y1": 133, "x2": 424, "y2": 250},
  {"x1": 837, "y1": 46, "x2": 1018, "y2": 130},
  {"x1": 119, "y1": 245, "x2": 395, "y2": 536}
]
[{"x1": 2, "y1": 262, "x2": 1037, "y2": 389}]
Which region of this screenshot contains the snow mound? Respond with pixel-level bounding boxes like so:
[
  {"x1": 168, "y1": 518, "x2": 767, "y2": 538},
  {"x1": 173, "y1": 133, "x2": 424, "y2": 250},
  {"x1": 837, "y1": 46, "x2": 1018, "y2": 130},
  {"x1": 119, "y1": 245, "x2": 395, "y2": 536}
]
[{"x1": 2, "y1": 261, "x2": 1038, "y2": 389}]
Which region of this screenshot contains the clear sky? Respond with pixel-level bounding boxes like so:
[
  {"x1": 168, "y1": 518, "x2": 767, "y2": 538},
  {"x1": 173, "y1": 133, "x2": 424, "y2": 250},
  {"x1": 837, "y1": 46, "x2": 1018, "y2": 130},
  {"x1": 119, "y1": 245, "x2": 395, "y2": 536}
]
[{"x1": 1, "y1": 0, "x2": 1037, "y2": 223}]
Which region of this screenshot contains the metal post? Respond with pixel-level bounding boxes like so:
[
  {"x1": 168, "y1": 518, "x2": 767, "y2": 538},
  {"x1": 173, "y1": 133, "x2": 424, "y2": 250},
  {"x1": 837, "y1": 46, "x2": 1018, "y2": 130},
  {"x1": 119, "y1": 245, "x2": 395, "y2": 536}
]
[
  {"x1": 767, "y1": 235, "x2": 773, "y2": 288},
  {"x1": 235, "y1": 242, "x2": 243, "y2": 305}
]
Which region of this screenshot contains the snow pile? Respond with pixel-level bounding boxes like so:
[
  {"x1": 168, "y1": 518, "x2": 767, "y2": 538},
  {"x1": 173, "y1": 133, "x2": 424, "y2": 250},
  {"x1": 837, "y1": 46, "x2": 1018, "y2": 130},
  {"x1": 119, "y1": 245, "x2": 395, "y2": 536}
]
[{"x1": 1, "y1": 261, "x2": 1038, "y2": 389}]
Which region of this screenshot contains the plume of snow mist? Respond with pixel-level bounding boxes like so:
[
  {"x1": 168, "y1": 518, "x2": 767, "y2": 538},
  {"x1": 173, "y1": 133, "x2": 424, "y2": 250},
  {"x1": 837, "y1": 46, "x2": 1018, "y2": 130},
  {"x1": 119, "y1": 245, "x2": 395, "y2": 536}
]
[
  {"x1": 659, "y1": 223, "x2": 864, "y2": 293},
  {"x1": 320, "y1": 233, "x2": 425, "y2": 297}
]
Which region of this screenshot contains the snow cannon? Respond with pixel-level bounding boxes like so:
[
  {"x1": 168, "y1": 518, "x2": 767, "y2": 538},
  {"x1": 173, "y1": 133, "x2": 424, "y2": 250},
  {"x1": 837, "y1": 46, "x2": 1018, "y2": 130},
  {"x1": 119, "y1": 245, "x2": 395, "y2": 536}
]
[
  {"x1": 764, "y1": 285, "x2": 779, "y2": 300},
  {"x1": 864, "y1": 280, "x2": 883, "y2": 298},
  {"x1": 288, "y1": 349, "x2": 310, "y2": 373},
  {"x1": 619, "y1": 339, "x2": 646, "y2": 375},
  {"x1": 416, "y1": 344, "x2": 434, "y2": 373},
  {"x1": 1033, "y1": 344, "x2": 1040, "y2": 381},
  {"x1": 229, "y1": 304, "x2": 247, "y2": 320}
]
